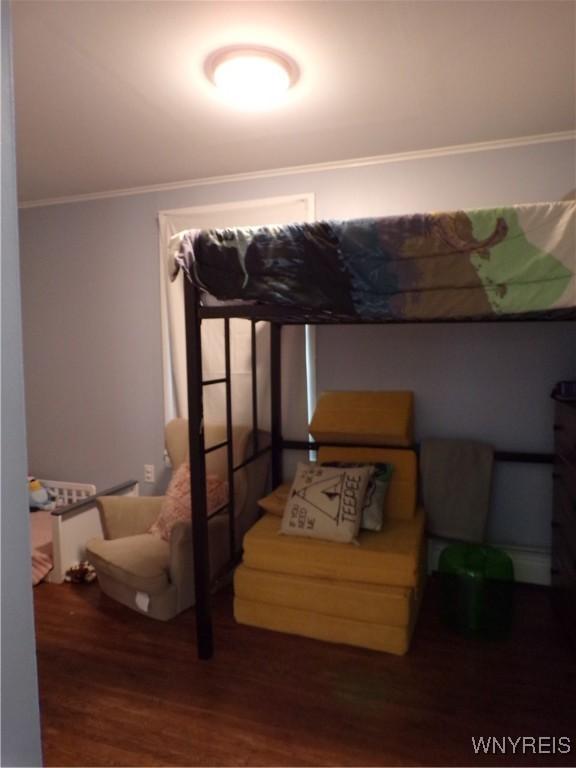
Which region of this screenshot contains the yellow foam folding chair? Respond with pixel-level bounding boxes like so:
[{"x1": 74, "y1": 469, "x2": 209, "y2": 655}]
[{"x1": 234, "y1": 391, "x2": 426, "y2": 655}]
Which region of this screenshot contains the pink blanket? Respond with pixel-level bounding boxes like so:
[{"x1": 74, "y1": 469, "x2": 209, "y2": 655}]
[{"x1": 30, "y1": 511, "x2": 53, "y2": 585}]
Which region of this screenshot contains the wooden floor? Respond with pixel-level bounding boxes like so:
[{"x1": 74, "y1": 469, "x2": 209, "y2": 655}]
[{"x1": 34, "y1": 578, "x2": 575, "y2": 767}]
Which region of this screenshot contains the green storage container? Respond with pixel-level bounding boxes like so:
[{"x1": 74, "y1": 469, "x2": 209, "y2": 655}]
[{"x1": 439, "y1": 543, "x2": 514, "y2": 638}]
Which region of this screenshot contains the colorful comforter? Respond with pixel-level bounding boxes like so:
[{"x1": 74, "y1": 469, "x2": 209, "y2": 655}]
[{"x1": 175, "y1": 201, "x2": 575, "y2": 322}]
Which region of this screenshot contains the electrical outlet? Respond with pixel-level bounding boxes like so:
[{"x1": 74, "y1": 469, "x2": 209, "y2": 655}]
[{"x1": 143, "y1": 464, "x2": 155, "y2": 483}]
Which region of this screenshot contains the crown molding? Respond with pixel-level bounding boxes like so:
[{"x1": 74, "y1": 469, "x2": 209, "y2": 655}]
[{"x1": 19, "y1": 130, "x2": 575, "y2": 210}]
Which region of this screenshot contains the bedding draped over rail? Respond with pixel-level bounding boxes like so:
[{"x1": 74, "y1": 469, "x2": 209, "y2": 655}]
[
  {"x1": 174, "y1": 201, "x2": 575, "y2": 322},
  {"x1": 159, "y1": 196, "x2": 312, "y2": 424}
]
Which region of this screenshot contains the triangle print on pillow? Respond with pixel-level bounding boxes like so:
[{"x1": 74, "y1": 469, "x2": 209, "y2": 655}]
[{"x1": 281, "y1": 462, "x2": 374, "y2": 543}]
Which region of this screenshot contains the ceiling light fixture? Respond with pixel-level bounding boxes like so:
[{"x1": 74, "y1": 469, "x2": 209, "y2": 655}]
[{"x1": 205, "y1": 46, "x2": 299, "y2": 111}]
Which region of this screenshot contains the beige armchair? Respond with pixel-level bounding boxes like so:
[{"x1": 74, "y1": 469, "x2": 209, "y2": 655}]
[{"x1": 86, "y1": 419, "x2": 268, "y2": 620}]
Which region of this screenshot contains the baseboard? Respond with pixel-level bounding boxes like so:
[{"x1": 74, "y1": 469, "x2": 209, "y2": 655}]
[{"x1": 427, "y1": 538, "x2": 551, "y2": 586}]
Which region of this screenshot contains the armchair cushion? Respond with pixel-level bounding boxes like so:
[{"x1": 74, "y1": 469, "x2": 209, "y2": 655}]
[
  {"x1": 86, "y1": 533, "x2": 170, "y2": 595},
  {"x1": 97, "y1": 496, "x2": 163, "y2": 539}
]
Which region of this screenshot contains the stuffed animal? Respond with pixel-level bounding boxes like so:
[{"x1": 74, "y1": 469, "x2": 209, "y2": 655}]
[
  {"x1": 28, "y1": 476, "x2": 56, "y2": 510},
  {"x1": 65, "y1": 561, "x2": 97, "y2": 584}
]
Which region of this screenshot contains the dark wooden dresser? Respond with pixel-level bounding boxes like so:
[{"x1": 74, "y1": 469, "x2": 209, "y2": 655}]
[{"x1": 552, "y1": 397, "x2": 576, "y2": 649}]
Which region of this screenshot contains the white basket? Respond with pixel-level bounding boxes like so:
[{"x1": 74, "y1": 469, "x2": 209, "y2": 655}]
[{"x1": 38, "y1": 479, "x2": 96, "y2": 508}]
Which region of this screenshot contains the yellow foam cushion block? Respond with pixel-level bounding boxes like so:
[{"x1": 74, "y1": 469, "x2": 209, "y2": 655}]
[
  {"x1": 258, "y1": 448, "x2": 416, "y2": 520},
  {"x1": 243, "y1": 510, "x2": 425, "y2": 588},
  {"x1": 234, "y1": 597, "x2": 416, "y2": 655},
  {"x1": 235, "y1": 563, "x2": 416, "y2": 626},
  {"x1": 257, "y1": 483, "x2": 291, "y2": 516},
  {"x1": 318, "y1": 446, "x2": 417, "y2": 520},
  {"x1": 309, "y1": 391, "x2": 413, "y2": 448}
]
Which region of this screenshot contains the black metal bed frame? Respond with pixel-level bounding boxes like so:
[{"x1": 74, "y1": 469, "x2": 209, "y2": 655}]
[{"x1": 184, "y1": 279, "x2": 566, "y2": 660}]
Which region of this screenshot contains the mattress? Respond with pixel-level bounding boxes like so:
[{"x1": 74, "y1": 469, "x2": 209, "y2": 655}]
[{"x1": 175, "y1": 200, "x2": 575, "y2": 323}]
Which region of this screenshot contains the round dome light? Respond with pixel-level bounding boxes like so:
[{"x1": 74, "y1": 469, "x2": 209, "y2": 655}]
[{"x1": 205, "y1": 46, "x2": 299, "y2": 111}]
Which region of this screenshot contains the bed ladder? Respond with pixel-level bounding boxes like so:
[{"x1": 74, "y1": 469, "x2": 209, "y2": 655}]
[{"x1": 184, "y1": 281, "x2": 281, "y2": 660}]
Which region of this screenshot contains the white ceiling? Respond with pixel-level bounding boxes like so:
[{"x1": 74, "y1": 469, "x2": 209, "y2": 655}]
[{"x1": 12, "y1": 0, "x2": 576, "y2": 204}]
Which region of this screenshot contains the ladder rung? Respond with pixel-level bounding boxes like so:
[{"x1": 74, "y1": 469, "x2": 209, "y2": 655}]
[
  {"x1": 204, "y1": 440, "x2": 228, "y2": 454},
  {"x1": 202, "y1": 378, "x2": 226, "y2": 386},
  {"x1": 207, "y1": 501, "x2": 230, "y2": 520}
]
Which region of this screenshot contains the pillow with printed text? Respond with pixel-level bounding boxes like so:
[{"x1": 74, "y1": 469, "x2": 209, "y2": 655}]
[
  {"x1": 322, "y1": 462, "x2": 394, "y2": 531},
  {"x1": 280, "y1": 462, "x2": 373, "y2": 544}
]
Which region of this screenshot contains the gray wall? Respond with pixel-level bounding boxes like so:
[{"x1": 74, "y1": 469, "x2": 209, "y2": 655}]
[
  {"x1": 318, "y1": 323, "x2": 575, "y2": 548},
  {"x1": 19, "y1": 138, "x2": 575, "y2": 548},
  {"x1": 1, "y1": 1, "x2": 43, "y2": 764}
]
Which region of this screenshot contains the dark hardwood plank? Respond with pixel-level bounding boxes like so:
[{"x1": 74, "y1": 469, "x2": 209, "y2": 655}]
[{"x1": 33, "y1": 577, "x2": 575, "y2": 767}]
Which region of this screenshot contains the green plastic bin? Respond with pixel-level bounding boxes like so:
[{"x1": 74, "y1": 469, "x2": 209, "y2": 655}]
[{"x1": 439, "y1": 543, "x2": 515, "y2": 638}]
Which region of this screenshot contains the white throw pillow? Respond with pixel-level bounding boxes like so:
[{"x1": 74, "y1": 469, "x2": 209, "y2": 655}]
[{"x1": 280, "y1": 462, "x2": 373, "y2": 543}]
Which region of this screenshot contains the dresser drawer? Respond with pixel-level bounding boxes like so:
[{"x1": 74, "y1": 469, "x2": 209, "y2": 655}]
[
  {"x1": 552, "y1": 456, "x2": 576, "y2": 502},
  {"x1": 552, "y1": 399, "x2": 576, "y2": 650},
  {"x1": 552, "y1": 469, "x2": 576, "y2": 571},
  {"x1": 552, "y1": 514, "x2": 576, "y2": 570},
  {"x1": 554, "y1": 402, "x2": 576, "y2": 469},
  {"x1": 551, "y1": 534, "x2": 576, "y2": 643},
  {"x1": 551, "y1": 531, "x2": 576, "y2": 588},
  {"x1": 553, "y1": 463, "x2": 576, "y2": 512}
]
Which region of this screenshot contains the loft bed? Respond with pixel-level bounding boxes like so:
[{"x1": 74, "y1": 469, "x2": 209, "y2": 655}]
[{"x1": 173, "y1": 200, "x2": 575, "y2": 659}]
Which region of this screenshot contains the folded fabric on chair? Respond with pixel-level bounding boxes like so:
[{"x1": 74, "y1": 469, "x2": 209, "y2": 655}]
[{"x1": 420, "y1": 439, "x2": 493, "y2": 543}]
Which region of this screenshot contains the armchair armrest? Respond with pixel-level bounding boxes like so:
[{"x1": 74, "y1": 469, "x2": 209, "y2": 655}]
[{"x1": 97, "y1": 495, "x2": 163, "y2": 539}]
